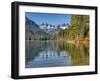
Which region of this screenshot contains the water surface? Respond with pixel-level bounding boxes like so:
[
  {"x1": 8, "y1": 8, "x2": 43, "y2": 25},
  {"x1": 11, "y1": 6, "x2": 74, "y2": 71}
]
[{"x1": 25, "y1": 40, "x2": 89, "y2": 68}]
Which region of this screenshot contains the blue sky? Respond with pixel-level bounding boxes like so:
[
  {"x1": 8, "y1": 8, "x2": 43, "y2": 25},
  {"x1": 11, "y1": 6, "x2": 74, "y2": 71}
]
[{"x1": 25, "y1": 12, "x2": 71, "y2": 26}]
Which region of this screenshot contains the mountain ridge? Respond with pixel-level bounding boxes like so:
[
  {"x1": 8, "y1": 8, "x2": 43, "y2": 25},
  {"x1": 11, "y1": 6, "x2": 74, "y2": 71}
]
[{"x1": 25, "y1": 17, "x2": 48, "y2": 40}]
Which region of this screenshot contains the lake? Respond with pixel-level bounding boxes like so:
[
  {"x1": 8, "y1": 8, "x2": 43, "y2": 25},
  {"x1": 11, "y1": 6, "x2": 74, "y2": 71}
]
[{"x1": 25, "y1": 40, "x2": 89, "y2": 68}]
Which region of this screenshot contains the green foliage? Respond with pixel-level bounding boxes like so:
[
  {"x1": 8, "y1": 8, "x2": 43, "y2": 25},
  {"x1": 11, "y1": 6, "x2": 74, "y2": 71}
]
[{"x1": 57, "y1": 15, "x2": 89, "y2": 40}]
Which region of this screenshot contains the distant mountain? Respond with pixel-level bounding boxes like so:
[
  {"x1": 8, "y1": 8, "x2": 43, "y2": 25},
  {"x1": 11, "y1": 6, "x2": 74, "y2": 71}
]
[
  {"x1": 25, "y1": 17, "x2": 48, "y2": 40},
  {"x1": 39, "y1": 23, "x2": 61, "y2": 35},
  {"x1": 39, "y1": 23, "x2": 69, "y2": 35},
  {"x1": 25, "y1": 17, "x2": 69, "y2": 40}
]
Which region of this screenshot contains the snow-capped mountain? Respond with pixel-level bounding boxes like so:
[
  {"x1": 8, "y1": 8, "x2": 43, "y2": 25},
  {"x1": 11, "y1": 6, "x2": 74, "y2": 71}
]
[
  {"x1": 39, "y1": 23, "x2": 68, "y2": 35},
  {"x1": 39, "y1": 24, "x2": 58, "y2": 35}
]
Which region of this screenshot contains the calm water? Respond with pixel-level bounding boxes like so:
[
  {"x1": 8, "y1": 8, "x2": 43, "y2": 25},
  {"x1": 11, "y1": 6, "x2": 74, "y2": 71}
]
[{"x1": 25, "y1": 40, "x2": 89, "y2": 68}]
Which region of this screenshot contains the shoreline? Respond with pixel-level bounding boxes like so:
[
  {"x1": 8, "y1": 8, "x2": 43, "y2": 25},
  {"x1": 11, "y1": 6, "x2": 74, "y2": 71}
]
[{"x1": 25, "y1": 38, "x2": 89, "y2": 45}]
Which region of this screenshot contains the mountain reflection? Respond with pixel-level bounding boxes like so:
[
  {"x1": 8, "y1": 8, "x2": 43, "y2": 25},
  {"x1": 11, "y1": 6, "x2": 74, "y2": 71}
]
[{"x1": 25, "y1": 40, "x2": 89, "y2": 68}]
